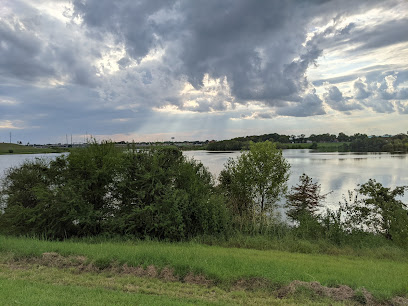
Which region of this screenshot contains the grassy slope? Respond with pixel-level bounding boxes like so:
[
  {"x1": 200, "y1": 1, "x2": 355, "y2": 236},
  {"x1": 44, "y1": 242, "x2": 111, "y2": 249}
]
[
  {"x1": 0, "y1": 143, "x2": 67, "y2": 155},
  {"x1": 0, "y1": 277, "x2": 197, "y2": 306},
  {"x1": 1, "y1": 236, "x2": 407, "y2": 300},
  {"x1": 0, "y1": 258, "x2": 340, "y2": 306}
]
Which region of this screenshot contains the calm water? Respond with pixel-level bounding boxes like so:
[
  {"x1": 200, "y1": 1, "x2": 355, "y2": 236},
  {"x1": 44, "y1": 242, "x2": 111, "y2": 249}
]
[
  {"x1": 1, "y1": 150, "x2": 407, "y2": 210},
  {"x1": 184, "y1": 150, "x2": 408, "y2": 209},
  {"x1": 0, "y1": 153, "x2": 65, "y2": 179}
]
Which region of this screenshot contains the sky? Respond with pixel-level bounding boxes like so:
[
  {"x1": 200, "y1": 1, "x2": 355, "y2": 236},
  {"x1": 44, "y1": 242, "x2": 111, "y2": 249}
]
[{"x1": 0, "y1": 0, "x2": 408, "y2": 144}]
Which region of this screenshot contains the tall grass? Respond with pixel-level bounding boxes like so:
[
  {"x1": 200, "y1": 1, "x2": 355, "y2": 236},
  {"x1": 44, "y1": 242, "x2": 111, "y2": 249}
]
[
  {"x1": 193, "y1": 233, "x2": 407, "y2": 261},
  {"x1": 0, "y1": 235, "x2": 407, "y2": 299}
]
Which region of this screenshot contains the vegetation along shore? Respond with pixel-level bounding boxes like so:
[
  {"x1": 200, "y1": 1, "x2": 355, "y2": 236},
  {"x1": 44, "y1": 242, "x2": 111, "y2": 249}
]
[
  {"x1": 0, "y1": 140, "x2": 407, "y2": 304},
  {"x1": 0, "y1": 143, "x2": 68, "y2": 155}
]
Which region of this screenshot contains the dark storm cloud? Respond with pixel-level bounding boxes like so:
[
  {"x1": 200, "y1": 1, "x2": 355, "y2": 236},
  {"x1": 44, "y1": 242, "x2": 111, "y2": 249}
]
[
  {"x1": 323, "y1": 85, "x2": 362, "y2": 113},
  {"x1": 305, "y1": 2, "x2": 408, "y2": 54},
  {"x1": 170, "y1": 1, "x2": 320, "y2": 105},
  {"x1": 353, "y1": 80, "x2": 371, "y2": 100},
  {"x1": 0, "y1": 17, "x2": 55, "y2": 81},
  {"x1": 350, "y1": 18, "x2": 408, "y2": 52},
  {"x1": 276, "y1": 91, "x2": 326, "y2": 117},
  {"x1": 72, "y1": 0, "x2": 177, "y2": 61},
  {"x1": 0, "y1": 83, "x2": 151, "y2": 135},
  {"x1": 1, "y1": 0, "x2": 407, "y2": 143},
  {"x1": 73, "y1": 0, "x2": 387, "y2": 111},
  {"x1": 0, "y1": 1, "x2": 103, "y2": 88}
]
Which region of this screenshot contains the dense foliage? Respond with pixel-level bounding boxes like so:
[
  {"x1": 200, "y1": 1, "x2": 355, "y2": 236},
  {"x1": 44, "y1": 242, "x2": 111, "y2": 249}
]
[
  {"x1": 0, "y1": 140, "x2": 407, "y2": 250},
  {"x1": 0, "y1": 142, "x2": 229, "y2": 240}
]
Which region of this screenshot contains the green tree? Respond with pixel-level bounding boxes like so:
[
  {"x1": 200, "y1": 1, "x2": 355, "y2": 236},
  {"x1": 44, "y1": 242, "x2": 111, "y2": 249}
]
[
  {"x1": 285, "y1": 174, "x2": 328, "y2": 222},
  {"x1": 285, "y1": 174, "x2": 329, "y2": 239},
  {"x1": 219, "y1": 141, "x2": 290, "y2": 230},
  {"x1": 337, "y1": 132, "x2": 349, "y2": 142},
  {"x1": 341, "y1": 179, "x2": 408, "y2": 246},
  {"x1": 111, "y1": 146, "x2": 230, "y2": 240}
]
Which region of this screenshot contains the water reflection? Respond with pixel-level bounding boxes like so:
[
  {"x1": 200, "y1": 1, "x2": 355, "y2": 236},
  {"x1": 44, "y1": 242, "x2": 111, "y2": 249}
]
[
  {"x1": 0, "y1": 153, "x2": 65, "y2": 177},
  {"x1": 183, "y1": 149, "x2": 408, "y2": 207}
]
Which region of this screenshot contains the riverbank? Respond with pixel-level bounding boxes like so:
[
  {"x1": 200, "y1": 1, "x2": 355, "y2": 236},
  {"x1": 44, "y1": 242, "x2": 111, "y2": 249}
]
[
  {"x1": 0, "y1": 143, "x2": 68, "y2": 155},
  {"x1": 0, "y1": 235, "x2": 407, "y2": 304}
]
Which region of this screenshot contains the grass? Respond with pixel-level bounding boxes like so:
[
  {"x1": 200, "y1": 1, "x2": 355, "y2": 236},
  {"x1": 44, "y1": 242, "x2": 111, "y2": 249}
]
[
  {"x1": 0, "y1": 143, "x2": 68, "y2": 155},
  {"x1": 0, "y1": 261, "x2": 342, "y2": 305},
  {"x1": 193, "y1": 234, "x2": 408, "y2": 261},
  {"x1": 0, "y1": 277, "x2": 194, "y2": 306},
  {"x1": 0, "y1": 235, "x2": 407, "y2": 301}
]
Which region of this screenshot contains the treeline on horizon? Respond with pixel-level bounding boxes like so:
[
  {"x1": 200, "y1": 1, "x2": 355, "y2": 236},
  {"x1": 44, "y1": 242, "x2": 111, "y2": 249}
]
[
  {"x1": 0, "y1": 141, "x2": 407, "y2": 250},
  {"x1": 207, "y1": 132, "x2": 408, "y2": 153}
]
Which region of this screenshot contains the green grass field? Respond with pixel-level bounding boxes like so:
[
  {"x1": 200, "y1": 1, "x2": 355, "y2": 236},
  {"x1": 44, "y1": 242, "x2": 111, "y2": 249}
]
[
  {"x1": 0, "y1": 262, "x2": 342, "y2": 305},
  {"x1": 0, "y1": 235, "x2": 407, "y2": 304},
  {"x1": 0, "y1": 143, "x2": 67, "y2": 155}
]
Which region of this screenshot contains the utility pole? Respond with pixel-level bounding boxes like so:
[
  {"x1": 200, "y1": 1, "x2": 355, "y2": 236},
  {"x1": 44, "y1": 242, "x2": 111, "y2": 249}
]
[{"x1": 9, "y1": 132, "x2": 11, "y2": 144}]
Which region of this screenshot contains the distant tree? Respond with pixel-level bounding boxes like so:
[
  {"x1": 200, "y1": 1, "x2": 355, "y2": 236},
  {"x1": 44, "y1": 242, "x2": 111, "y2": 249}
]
[
  {"x1": 277, "y1": 135, "x2": 290, "y2": 143},
  {"x1": 337, "y1": 132, "x2": 350, "y2": 142}
]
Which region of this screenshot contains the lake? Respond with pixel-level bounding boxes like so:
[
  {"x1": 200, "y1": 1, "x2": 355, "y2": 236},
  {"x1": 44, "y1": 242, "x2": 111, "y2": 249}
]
[
  {"x1": 1, "y1": 150, "x2": 407, "y2": 210},
  {"x1": 184, "y1": 150, "x2": 408, "y2": 209}
]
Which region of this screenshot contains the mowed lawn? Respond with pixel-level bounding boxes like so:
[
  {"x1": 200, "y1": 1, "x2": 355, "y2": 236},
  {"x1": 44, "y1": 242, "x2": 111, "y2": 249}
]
[{"x1": 0, "y1": 236, "x2": 407, "y2": 301}]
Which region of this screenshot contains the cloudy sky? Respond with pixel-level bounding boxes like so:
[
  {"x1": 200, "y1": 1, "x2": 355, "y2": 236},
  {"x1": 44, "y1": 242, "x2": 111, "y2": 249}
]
[{"x1": 1, "y1": 0, "x2": 407, "y2": 144}]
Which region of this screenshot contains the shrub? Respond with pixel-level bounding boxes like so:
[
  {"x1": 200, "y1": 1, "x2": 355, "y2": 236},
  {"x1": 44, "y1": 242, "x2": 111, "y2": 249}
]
[
  {"x1": 341, "y1": 179, "x2": 408, "y2": 247},
  {"x1": 0, "y1": 143, "x2": 230, "y2": 240}
]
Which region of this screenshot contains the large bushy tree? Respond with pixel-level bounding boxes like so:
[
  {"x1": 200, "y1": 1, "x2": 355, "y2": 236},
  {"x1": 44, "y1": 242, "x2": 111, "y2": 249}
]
[{"x1": 0, "y1": 142, "x2": 230, "y2": 240}]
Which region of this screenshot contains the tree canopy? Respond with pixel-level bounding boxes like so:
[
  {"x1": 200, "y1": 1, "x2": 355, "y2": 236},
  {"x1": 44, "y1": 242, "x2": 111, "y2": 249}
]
[
  {"x1": 219, "y1": 141, "x2": 290, "y2": 230},
  {"x1": 0, "y1": 142, "x2": 230, "y2": 240}
]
